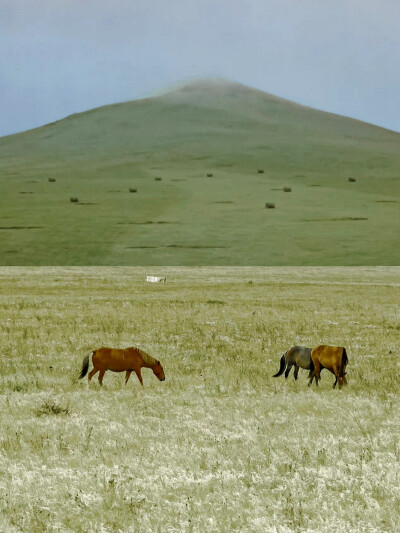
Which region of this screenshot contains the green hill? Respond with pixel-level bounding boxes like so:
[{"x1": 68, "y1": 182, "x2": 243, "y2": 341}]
[{"x1": 0, "y1": 78, "x2": 399, "y2": 265}]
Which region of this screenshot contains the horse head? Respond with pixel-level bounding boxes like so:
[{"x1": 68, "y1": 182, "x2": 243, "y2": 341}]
[
  {"x1": 152, "y1": 360, "x2": 165, "y2": 381},
  {"x1": 338, "y1": 371, "x2": 347, "y2": 389}
]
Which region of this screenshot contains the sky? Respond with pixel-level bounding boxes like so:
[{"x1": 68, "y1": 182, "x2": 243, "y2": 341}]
[{"x1": 1, "y1": 0, "x2": 399, "y2": 137}]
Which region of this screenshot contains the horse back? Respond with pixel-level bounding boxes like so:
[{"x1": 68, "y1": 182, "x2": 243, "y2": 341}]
[
  {"x1": 288, "y1": 346, "x2": 312, "y2": 369},
  {"x1": 92, "y1": 347, "x2": 143, "y2": 371}
]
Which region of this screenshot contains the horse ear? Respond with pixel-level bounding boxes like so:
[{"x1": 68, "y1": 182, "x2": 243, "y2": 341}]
[{"x1": 157, "y1": 360, "x2": 160, "y2": 365}]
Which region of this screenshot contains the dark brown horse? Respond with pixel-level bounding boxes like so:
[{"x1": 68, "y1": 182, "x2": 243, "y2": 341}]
[
  {"x1": 273, "y1": 346, "x2": 314, "y2": 380},
  {"x1": 79, "y1": 346, "x2": 165, "y2": 386},
  {"x1": 308, "y1": 345, "x2": 348, "y2": 389}
]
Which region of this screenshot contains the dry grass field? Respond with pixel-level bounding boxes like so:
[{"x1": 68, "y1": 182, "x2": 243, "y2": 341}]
[{"x1": 0, "y1": 267, "x2": 399, "y2": 532}]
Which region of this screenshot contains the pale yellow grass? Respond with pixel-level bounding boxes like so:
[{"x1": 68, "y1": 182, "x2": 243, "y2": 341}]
[{"x1": 0, "y1": 267, "x2": 399, "y2": 532}]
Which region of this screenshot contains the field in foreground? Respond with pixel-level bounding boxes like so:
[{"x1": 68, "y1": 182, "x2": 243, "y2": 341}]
[{"x1": 0, "y1": 267, "x2": 399, "y2": 532}]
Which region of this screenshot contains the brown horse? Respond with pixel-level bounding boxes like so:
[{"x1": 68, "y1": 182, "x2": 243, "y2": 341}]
[
  {"x1": 79, "y1": 346, "x2": 165, "y2": 386},
  {"x1": 308, "y1": 345, "x2": 348, "y2": 389}
]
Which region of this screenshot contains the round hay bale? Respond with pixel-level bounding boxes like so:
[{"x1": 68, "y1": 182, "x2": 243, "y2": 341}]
[
  {"x1": 257, "y1": 169, "x2": 264, "y2": 174},
  {"x1": 129, "y1": 187, "x2": 137, "y2": 193},
  {"x1": 283, "y1": 186, "x2": 292, "y2": 192},
  {"x1": 70, "y1": 197, "x2": 79, "y2": 203},
  {"x1": 207, "y1": 173, "x2": 213, "y2": 177},
  {"x1": 348, "y1": 177, "x2": 356, "y2": 182},
  {"x1": 265, "y1": 202, "x2": 275, "y2": 209}
]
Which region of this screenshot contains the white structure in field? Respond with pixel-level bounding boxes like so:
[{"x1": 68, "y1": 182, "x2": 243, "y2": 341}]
[{"x1": 146, "y1": 276, "x2": 167, "y2": 283}]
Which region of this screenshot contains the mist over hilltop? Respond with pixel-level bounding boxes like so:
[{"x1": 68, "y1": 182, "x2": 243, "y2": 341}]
[{"x1": 1, "y1": 1, "x2": 399, "y2": 137}]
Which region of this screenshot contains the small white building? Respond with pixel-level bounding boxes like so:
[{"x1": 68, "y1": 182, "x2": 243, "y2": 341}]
[{"x1": 146, "y1": 276, "x2": 167, "y2": 283}]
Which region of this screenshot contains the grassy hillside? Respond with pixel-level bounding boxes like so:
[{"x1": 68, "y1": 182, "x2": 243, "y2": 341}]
[
  {"x1": 0, "y1": 267, "x2": 399, "y2": 531},
  {"x1": 0, "y1": 78, "x2": 399, "y2": 265}
]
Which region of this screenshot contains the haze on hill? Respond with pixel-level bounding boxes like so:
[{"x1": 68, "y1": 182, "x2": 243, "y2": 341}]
[{"x1": 0, "y1": 78, "x2": 399, "y2": 266}]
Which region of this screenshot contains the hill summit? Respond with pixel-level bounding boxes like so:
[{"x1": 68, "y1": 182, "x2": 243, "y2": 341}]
[{"x1": 1, "y1": 76, "x2": 398, "y2": 163}]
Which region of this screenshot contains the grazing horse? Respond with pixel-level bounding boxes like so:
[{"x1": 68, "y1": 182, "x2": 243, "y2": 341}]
[
  {"x1": 273, "y1": 346, "x2": 314, "y2": 380},
  {"x1": 308, "y1": 345, "x2": 348, "y2": 389},
  {"x1": 79, "y1": 346, "x2": 165, "y2": 387}
]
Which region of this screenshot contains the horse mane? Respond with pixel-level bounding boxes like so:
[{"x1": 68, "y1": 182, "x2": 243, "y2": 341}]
[
  {"x1": 339, "y1": 347, "x2": 348, "y2": 375},
  {"x1": 135, "y1": 347, "x2": 157, "y2": 367}
]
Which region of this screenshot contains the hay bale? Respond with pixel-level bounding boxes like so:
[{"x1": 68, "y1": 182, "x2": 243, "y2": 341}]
[
  {"x1": 129, "y1": 188, "x2": 137, "y2": 193},
  {"x1": 348, "y1": 177, "x2": 356, "y2": 182},
  {"x1": 265, "y1": 202, "x2": 275, "y2": 209},
  {"x1": 257, "y1": 169, "x2": 264, "y2": 174},
  {"x1": 283, "y1": 186, "x2": 292, "y2": 192},
  {"x1": 70, "y1": 197, "x2": 79, "y2": 203},
  {"x1": 48, "y1": 178, "x2": 56, "y2": 182},
  {"x1": 207, "y1": 173, "x2": 213, "y2": 177},
  {"x1": 155, "y1": 177, "x2": 162, "y2": 181}
]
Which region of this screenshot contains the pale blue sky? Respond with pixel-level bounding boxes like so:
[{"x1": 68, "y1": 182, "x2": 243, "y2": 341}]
[{"x1": 1, "y1": 0, "x2": 399, "y2": 137}]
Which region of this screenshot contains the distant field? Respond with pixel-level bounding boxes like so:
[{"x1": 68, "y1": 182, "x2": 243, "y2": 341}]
[
  {"x1": 0, "y1": 79, "x2": 399, "y2": 266},
  {"x1": 0, "y1": 267, "x2": 399, "y2": 532}
]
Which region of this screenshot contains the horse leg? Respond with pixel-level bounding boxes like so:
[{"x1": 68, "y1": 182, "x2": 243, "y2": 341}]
[
  {"x1": 331, "y1": 365, "x2": 339, "y2": 388},
  {"x1": 98, "y1": 369, "x2": 106, "y2": 386},
  {"x1": 134, "y1": 368, "x2": 144, "y2": 387},
  {"x1": 315, "y1": 361, "x2": 323, "y2": 386},
  {"x1": 125, "y1": 370, "x2": 132, "y2": 385},
  {"x1": 293, "y1": 365, "x2": 299, "y2": 380},
  {"x1": 309, "y1": 361, "x2": 321, "y2": 387},
  {"x1": 285, "y1": 363, "x2": 293, "y2": 379},
  {"x1": 88, "y1": 367, "x2": 99, "y2": 382}
]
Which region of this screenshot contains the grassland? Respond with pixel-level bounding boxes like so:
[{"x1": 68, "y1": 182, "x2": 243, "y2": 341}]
[
  {"x1": 0, "y1": 266, "x2": 399, "y2": 532},
  {"x1": 0, "y1": 79, "x2": 399, "y2": 266}
]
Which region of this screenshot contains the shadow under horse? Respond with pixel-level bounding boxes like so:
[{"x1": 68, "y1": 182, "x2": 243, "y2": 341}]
[{"x1": 273, "y1": 346, "x2": 314, "y2": 380}]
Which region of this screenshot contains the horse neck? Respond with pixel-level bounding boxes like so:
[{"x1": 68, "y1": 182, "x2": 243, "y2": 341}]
[{"x1": 137, "y1": 348, "x2": 157, "y2": 368}]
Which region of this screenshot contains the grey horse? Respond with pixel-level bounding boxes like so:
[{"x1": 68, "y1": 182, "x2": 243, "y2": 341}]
[{"x1": 273, "y1": 346, "x2": 314, "y2": 380}]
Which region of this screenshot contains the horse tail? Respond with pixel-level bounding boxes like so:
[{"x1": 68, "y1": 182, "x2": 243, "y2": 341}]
[
  {"x1": 273, "y1": 354, "x2": 286, "y2": 377},
  {"x1": 340, "y1": 347, "x2": 348, "y2": 375},
  {"x1": 79, "y1": 353, "x2": 91, "y2": 379}
]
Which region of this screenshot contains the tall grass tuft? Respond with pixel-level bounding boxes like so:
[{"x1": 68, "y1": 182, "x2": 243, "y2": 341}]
[{"x1": 34, "y1": 399, "x2": 70, "y2": 416}]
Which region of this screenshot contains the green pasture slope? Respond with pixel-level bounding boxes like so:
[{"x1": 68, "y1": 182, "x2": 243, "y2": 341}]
[
  {"x1": 0, "y1": 78, "x2": 399, "y2": 265},
  {"x1": 0, "y1": 267, "x2": 399, "y2": 531}
]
